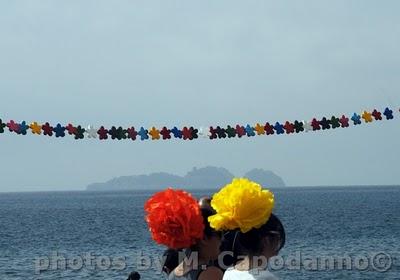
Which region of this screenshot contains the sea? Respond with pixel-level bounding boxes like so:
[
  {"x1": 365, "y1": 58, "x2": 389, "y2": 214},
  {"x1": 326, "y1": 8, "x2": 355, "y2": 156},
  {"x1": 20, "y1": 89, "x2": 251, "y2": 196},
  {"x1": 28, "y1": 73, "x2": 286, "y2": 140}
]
[{"x1": 0, "y1": 186, "x2": 399, "y2": 280}]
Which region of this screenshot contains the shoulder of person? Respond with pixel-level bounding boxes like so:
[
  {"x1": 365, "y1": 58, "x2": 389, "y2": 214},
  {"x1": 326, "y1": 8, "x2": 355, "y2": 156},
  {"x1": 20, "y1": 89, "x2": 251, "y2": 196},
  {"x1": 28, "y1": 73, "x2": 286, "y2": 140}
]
[{"x1": 198, "y1": 266, "x2": 223, "y2": 280}]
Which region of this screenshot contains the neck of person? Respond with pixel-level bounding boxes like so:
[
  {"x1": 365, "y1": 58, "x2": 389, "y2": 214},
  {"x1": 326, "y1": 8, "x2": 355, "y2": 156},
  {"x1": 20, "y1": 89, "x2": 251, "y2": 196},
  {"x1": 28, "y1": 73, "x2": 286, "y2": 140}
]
[
  {"x1": 174, "y1": 248, "x2": 212, "y2": 276},
  {"x1": 194, "y1": 248, "x2": 212, "y2": 266}
]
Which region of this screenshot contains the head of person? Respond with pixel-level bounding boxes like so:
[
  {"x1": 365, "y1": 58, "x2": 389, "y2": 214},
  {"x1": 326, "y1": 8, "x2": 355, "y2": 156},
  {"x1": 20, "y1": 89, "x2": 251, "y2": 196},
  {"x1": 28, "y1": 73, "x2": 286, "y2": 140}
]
[
  {"x1": 235, "y1": 213, "x2": 285, "y2": 259},
  {"x1": 126, "y1": 271, "x2": 140, "y2": 280},
  {"x1": 198, "y1": 196, "x2": 212, "y2": 211},
  {"x1": 144, "y1": 188, "x2": 221, "y2": 264},
  {"x1": 188, "y1": 207, "x2": 221, "y2": 262},
  {"x1": 209, "y1": 178, "x2": 285, "y2": 263}
]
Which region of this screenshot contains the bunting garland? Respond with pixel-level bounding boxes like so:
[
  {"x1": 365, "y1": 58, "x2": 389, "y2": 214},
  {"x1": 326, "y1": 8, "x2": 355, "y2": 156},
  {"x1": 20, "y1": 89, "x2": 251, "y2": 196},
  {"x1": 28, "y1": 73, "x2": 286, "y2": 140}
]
[{"x1": 0, "y1": 107, "x2": 397, "y2": 142}]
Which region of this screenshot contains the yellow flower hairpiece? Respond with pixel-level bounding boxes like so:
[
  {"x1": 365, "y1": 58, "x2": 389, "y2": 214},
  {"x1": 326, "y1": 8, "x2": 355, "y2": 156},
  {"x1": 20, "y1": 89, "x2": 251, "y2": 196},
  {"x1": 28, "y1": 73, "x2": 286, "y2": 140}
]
[{"x1": 208, "y1": 178, "x2": 274, "y2": 233}]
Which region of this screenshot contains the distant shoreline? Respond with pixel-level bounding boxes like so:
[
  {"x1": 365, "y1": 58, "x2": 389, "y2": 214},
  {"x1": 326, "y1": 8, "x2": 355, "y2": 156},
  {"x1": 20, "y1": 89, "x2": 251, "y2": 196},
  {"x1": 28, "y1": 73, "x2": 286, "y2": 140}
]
[
  {"x1": 85, "y1": 166, "x2": 286, "y2": 191},
  {"x1": 1, "y1": 184, "x2": 399, "y2": 194}
]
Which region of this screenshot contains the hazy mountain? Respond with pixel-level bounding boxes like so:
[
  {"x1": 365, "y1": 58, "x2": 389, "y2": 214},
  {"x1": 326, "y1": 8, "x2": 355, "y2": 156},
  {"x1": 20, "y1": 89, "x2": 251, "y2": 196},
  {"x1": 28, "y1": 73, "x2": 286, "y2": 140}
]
[
  {"x1": 244, "y1": 168, "x2": 286, "y2": 187},
  {"x1": 86, "y1": 166, "x2": 285, "y2": 191},
  {"x1": 86, "y1": 172, "x2": 185, "y2": 191},
  {"x1": 184, "y1": 166, "x2": 234, "y2": 188}
]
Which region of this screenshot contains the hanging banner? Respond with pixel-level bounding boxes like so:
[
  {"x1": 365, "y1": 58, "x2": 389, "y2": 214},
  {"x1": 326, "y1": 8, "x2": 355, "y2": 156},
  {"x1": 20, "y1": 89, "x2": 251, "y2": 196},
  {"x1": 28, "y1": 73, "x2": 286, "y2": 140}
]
[{"x1": 0, "y1": 107, "x2": 397, "y2": 142}]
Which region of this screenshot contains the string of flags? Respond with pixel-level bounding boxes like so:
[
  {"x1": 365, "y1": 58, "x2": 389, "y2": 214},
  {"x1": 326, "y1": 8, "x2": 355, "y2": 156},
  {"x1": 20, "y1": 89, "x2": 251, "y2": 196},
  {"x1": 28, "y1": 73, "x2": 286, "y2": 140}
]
[{"x1": 0, "y1": 107, "x2": 397, "y2": 142}]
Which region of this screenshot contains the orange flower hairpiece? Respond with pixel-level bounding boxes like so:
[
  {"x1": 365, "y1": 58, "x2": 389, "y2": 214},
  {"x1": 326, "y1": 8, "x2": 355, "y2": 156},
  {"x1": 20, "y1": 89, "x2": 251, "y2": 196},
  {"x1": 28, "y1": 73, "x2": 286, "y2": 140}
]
[{"x1": 144, "y1": 188, "x2": 205, "y2": 249}]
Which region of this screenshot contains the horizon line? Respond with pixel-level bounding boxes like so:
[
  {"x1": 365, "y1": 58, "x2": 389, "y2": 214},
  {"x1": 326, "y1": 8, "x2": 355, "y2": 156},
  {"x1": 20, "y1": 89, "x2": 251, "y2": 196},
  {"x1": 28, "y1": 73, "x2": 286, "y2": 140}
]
[{"x1": 1, "y1": 184, "x2": 399, "y2": 194}]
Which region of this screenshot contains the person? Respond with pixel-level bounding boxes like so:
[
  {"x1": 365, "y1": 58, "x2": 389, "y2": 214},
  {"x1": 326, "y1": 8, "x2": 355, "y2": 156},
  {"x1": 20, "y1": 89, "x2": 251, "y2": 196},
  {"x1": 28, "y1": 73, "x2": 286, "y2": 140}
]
[
  {"x1": 170, "y1": 208, "x2": 223, "y2": 280},
  {"x1": 198, "y1": 196, "x2": 232, "y2": 272},
  {"x1": 208, "y1": 178, "x2": 285, "y2": 280},
  {"x1": 144, "y1": 188, "x2": 223, "y2": 280},
  {"x1": 222, "y1": 214, "x2": 285, "y2": 280}
]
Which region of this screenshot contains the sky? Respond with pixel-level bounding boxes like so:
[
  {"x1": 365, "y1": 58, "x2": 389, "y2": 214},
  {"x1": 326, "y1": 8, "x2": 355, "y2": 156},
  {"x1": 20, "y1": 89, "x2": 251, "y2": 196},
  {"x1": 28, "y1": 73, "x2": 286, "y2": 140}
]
[{"x1": 0, "y1": 0, "x2": 399, "y2": 192}]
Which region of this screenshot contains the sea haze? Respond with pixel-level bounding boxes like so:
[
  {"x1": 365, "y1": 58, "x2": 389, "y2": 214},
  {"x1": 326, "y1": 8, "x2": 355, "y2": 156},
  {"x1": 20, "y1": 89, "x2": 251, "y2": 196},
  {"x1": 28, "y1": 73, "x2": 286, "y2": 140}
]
[{"x1": 0, "y1": 186, "x2": 399, "y2": 279}]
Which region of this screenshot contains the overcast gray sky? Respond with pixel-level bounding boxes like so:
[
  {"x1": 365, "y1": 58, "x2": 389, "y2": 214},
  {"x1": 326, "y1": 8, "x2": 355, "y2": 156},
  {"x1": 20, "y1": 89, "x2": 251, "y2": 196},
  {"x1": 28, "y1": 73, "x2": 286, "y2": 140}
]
[{"x1": 0, "y1": 0, "x2": 399, "y2": 192}]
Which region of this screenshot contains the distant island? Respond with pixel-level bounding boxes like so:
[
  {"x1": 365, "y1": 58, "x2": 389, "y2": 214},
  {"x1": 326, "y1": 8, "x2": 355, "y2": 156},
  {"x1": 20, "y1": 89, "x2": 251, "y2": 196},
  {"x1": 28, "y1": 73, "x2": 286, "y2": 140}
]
[{"x1": 86, "y1": 166, "x2": 285, "y2": 191}]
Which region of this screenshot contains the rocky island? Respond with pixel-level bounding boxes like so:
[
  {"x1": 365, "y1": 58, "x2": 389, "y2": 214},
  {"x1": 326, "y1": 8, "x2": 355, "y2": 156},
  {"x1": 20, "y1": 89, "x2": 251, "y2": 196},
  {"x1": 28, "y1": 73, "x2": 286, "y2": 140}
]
[{"x1": 86, "y1": 166, "x2": 285, "y2": 191}]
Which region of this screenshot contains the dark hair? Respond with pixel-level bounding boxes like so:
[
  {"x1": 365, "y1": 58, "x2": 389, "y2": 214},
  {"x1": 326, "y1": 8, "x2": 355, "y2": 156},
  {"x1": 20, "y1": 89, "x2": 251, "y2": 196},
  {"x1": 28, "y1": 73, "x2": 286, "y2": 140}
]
[
  {"x1": 201, "y1": 208, "x2": 219, "y2": 238},
  {"x1": 237, "y1": 214, "x2": 285, "y2": 256},
  {"x1": 127, "y1": 271, "x2": 141, "y2": 280},
  {"x1": 162, "y1": 249, "x2": 180, "y2": 274},
  {"x1": 219, "y1": 230, "x2": 239, "y2": 269},
  {"x1": 189, "y1": 208, "x2": 220, "y2": 252}
]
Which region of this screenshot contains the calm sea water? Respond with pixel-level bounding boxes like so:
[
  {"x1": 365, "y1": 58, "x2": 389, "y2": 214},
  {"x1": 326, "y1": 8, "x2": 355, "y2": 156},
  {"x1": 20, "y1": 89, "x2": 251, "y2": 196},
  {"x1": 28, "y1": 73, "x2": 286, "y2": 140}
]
[{"x1": 0, "y1": 186, "x2": 399, "y2": 280}]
